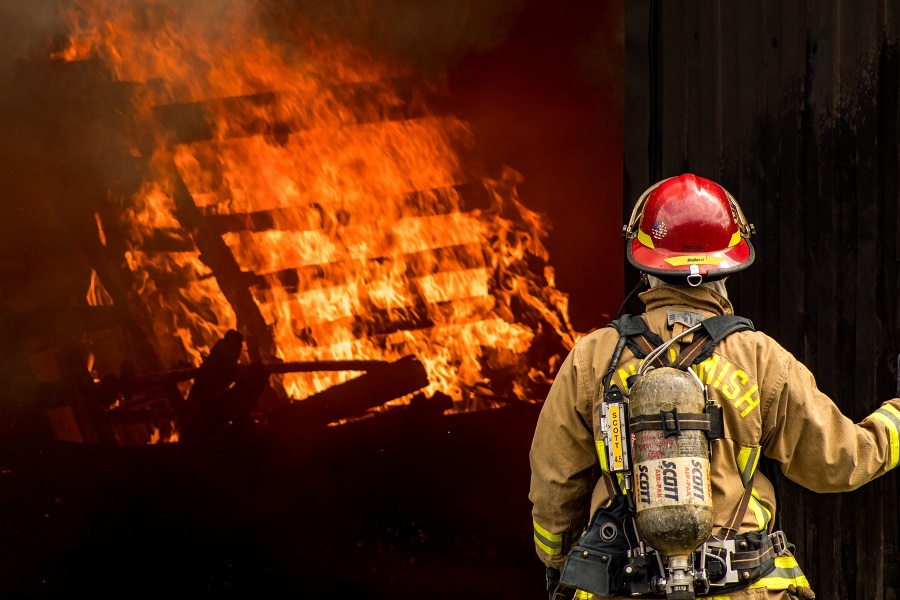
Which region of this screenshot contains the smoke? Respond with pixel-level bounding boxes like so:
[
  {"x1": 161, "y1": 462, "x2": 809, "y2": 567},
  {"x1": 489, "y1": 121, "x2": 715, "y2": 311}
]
[
  {"x1": 1, "y1": 0, "x2": 524, "y2": 78},
  {"x1": 0, "y1": 0, "x2": 528, "y2": 199},
  {"x1": 0, "y1": 0, "x2": 64, "y2": 81},
  {"x1": 258, "y1": 0, "x2": 524, "y2": 73}
]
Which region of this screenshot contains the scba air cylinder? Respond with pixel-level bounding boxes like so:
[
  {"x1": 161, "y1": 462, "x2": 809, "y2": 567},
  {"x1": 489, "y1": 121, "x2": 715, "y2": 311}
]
[{"x1": 629, "y1": 367, "x2": 713, "y2": 597}]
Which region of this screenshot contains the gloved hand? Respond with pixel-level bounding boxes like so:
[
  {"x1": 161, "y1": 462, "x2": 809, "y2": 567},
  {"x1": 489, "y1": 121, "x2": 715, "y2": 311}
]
[{"x1": 787, "y1": 583, "x2": 816, "y2": 599}]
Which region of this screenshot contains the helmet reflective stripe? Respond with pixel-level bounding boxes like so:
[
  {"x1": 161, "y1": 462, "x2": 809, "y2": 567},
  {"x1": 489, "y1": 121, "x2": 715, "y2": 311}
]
[
  {"x1": 637, "y1": 228, "x2": 656, "y2": 249},
  {"x1": 663, "y1": 255, "x2": 724, "y2": 267}
]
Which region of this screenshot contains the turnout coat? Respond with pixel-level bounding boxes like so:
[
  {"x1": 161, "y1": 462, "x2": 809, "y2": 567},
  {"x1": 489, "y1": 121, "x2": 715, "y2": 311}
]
[{"x1": 530, "y1": 284, "x2": 900, "y2": 599}]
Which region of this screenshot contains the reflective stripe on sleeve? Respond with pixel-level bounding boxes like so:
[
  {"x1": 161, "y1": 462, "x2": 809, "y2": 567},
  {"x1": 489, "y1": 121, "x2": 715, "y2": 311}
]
[
  {"x1": 533, "y1": 520, "x2": 564, "y2": 556},
  {"x1": 573, "y1": 590, "x2": 592, "y2": 599},
  {"x1": 749, "y1": 555, "x2": 810, "y2": 590},
  {"x1": 870, "y1": 405, "x2": 900, "y2": 470}
]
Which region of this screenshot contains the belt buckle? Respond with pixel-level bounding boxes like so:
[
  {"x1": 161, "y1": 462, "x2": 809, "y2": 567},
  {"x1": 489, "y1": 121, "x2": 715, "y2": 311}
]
[
  {"x1": 769, "y1": 530, "x2": 788, "y2": 555},
  {"x1": 703, "y1": 539, "x2": 739, "y2": 585}
]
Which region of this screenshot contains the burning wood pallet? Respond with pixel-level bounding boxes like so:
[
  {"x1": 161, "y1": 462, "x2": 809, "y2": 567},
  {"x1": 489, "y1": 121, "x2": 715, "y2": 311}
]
[{"x1": 2, "y1": 4, "x2": 578, "y2": 445}]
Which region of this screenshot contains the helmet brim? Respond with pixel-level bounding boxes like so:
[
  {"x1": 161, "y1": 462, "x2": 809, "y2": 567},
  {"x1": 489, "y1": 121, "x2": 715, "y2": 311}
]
[{"x1": 627, "y1": 237, "x2": 755, "y2": 282}]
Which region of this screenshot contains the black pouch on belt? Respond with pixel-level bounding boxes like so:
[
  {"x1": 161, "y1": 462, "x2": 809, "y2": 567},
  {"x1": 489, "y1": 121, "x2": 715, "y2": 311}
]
[{"x1": 558, "y1": 494, "x2": 632, "y2": 597}]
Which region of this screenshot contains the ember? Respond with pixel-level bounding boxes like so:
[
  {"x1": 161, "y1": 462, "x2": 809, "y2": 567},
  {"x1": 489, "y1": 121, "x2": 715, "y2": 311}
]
[{"x1": 50, "y1": 0, "x2": 580, "y2": 441}]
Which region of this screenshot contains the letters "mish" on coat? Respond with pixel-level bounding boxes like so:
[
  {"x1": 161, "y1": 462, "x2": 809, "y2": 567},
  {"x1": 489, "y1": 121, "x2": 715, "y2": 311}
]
[
  {"x1": 612, "y1": 353, "x2": 760, "y2": 418},
  {"x1": 694, "y1": 354, "x2": 760, "y2": 418}
]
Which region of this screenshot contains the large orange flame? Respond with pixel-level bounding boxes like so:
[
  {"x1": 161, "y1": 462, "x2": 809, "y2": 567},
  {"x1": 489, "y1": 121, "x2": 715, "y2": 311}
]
[{"x1": 58, "y1": 0, "x2": 580, "y2": 420}]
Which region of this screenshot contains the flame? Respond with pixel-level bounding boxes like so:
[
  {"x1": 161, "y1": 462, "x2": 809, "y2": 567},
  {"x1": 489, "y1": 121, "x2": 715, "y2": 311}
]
[
  {"x1": 58, "y1": 0, "x2": 580, "y2": 418},
  {"x1": 86, "y1": 269, "x2": 114, "y2": 307}
]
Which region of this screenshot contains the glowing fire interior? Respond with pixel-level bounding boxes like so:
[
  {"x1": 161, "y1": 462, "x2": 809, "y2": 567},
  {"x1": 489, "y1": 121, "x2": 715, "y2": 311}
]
[{"x1": 57, "y1": 0, "x2": 578, "y2": 418}]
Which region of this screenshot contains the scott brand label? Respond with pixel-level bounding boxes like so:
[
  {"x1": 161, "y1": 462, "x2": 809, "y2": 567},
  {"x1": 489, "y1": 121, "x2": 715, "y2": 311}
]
[{"x1": 633, "y1": 456, "x2": 713, "y2": 510}]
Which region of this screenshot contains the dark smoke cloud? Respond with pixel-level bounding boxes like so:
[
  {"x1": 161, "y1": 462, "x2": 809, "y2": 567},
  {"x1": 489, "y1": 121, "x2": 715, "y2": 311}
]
[
  {"x1": 0, "y1": 0, "x2": 66, "y2": 74},
  {"x1": 0, "y1": 0, "x2": 524, "y2": 76},
  {"x1": 260, "y1": 0, "x2": 525, "y2": 74},
  {"x1": 1, "y1": 0, "x2": 523, "y2": 76},
  {"x1": 0, "y1": 0, "x2": 529, "y2": 252}
]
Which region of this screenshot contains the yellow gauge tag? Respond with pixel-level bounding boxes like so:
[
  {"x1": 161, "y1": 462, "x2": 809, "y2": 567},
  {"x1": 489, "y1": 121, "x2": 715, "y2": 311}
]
[{"x1": 608, "y1": 404, "x2": 625, "y2": 470}]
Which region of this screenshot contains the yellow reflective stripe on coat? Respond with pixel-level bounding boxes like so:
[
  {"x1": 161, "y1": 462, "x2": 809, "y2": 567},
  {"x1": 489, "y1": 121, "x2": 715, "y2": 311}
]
[
  {"x1": 595, "y1": 440, "x2": 610, "y2": 472},
  {"x1": 870, "y1": 405, "x2": 900, "y2": 469},
  {"x1": 533, "y1": 520, "x2": 563, "y2": 556},
  {"x1": 574, "y1": 590, "x2": 592, "y2": 599},
  {"x1": 736, "y1": 445, "x2": 761, "y2": 486},
  {"x1": 749, "y1": 555, "x2": 810, "y2": 590},
  {"x1": 736, "y1": 445, "x2": 771, "y2": 529},
  {"x1": 748, "y1": 489, "x2": 772, "y2": 531},
  {"x1": 595, "y1": 440, "x2": 627, "y2": 492}
]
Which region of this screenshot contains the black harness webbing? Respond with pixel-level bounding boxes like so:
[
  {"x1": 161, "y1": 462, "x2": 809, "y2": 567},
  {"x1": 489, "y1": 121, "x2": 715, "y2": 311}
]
[
  {"x1": 607, "y1": 314, "x2": 665, "y2": 361},
  {"x1": 628, "y1": 411, "x2": 712, "y2": 433},
  {"x1": 607, "y1": 313, "x2": 754, "y2": 365}
]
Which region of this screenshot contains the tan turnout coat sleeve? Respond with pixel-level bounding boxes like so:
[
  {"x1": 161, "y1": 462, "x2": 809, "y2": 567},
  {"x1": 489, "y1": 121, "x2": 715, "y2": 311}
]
[{"x1": 530, "y1": 284, "x2": 900, "y2": 570}]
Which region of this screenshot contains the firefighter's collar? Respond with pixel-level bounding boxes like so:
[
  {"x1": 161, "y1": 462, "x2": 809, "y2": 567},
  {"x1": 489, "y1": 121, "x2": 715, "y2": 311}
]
[{"x1": 638, "y1": 284, "x2": 734, "y2": 316}]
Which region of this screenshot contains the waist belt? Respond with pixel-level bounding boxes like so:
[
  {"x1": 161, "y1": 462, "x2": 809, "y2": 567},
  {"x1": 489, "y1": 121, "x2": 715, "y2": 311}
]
[{"x1": 700, "y1": 530, "x2": 789, "y2": 593}]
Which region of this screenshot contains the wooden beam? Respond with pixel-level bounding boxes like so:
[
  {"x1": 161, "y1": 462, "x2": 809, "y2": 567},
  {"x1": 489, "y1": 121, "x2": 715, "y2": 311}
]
[
  {"x1": 270, "y1": 355, "x2": 429, "y2": 429},
  {"x1": 169, "y1": 164, "x2": 286, "y2": 398},
  {"x1": 152, "y1": 78, "x2": 439, "y2": 144}
]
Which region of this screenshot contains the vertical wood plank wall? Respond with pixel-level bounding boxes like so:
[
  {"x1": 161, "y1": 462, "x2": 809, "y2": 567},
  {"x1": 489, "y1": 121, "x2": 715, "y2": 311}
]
[{"x1": 624, "y1": 2, "x2": 899, "y2": 598}]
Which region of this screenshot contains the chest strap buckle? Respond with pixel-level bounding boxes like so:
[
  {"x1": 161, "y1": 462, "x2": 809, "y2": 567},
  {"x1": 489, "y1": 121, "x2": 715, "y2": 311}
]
[{"x1": 769, "y1": 530, "x2": 789, "y2": 556}]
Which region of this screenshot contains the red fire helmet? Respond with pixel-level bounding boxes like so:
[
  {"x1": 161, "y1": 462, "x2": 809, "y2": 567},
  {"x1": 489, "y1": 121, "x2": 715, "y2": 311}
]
[{"x1": 623, "y1": 174, "x2": 755, "y2": 286}]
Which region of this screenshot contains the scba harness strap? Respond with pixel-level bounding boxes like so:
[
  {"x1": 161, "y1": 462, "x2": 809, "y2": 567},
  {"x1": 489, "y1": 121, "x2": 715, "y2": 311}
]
[
  {"x1": 609, "y1": 313, "x2": 755, "y2": 365},
  {"x1": 598, "y1": 315, "x2": 752, "y2": 480},
  {"x1": 557, "y1": 313, "x2": 797, "y2": 598}
]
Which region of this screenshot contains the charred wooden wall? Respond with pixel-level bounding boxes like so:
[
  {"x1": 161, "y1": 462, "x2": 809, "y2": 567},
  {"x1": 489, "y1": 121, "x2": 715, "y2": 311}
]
[{"x1": 625, "y1": 2, "x2": 899, "y2": 598}]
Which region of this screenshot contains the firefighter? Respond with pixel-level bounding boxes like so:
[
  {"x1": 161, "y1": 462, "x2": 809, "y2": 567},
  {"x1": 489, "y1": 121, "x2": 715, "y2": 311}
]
[{"x1": 530, "y1": 174, "x2": 900, "y2": 600}]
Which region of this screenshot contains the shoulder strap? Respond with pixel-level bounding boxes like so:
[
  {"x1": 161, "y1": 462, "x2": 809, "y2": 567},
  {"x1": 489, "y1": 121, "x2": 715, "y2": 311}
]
[
  {"x1": 692, "y1": 315, "x2": 755, "y2": 364},
  {"x1": 607, "y1": 315, "x2": 666, "y2": 361},
  {"x1": 609, "y1": 314, "x2": 753, "y2": 367},
  {"x1": 607, "y1": 314, "x2": 650, "y2": 337}
]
